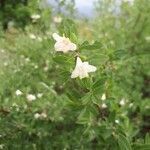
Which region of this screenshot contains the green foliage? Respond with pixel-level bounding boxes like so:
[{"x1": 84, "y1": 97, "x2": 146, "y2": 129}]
[{"x1": 0, "y1": 0, "x2": 149, "y2": 149}]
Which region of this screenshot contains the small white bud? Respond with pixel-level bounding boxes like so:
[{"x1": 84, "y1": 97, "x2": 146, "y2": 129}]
[
  {"x1": 31, "y1": 14, "x2": 41, "y2": 20},
  {"x1": 37, "y1": 93, "x2": 43, "y2": 98},
  {"x1": 115, "y1": 120, "x2": 120, "y2": 124},
  {"x1": 101, "y1": 93, "x2": 106, "y2": 101},
  {"x1": 129, "y1": 103, "x2": 133, "y2": 107},
  {"x1": 34, "y1": 113, "x2": 41, "y2": 119},
  {"x1": 26, "y1": 94, "x2": 36, "y2": 102},
  {"x1": 53, "y1": 16, "x2": 62, "y2": 23},
  {"x1": 41, "y1": 113, "x2": 47, "y2": 118},
  {"x1": 101, "y1": 103, "x2": 107, "y2": 108},
  {"x1": 119, "y1": 99, "x2": 126, "y2": 106},
  {"x1": 15, "y1": 90, "x2": 23, "y2": 96},
  {"x1": 29, "y1": 34, "x2": 36, "y2": 40}
]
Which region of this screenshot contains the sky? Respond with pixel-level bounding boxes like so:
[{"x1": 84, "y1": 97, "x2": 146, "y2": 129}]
[
  {"x1": 47, "y1": 0, "x2": 96, "y2": 17},
  {"x1": 75, "y1": 0, "x2": 96, "y2": 17}
]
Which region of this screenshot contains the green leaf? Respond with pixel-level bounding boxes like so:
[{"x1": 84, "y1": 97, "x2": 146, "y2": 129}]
[
  {"x1": 70, "y1": 32, "x2": 78, "y2": 43},
  {"x1": 145, "y1": 133, "x2": 150, "y2": 144},
  {"x1": 133, "y1": 144, "x2": 150, "y2": 150},
  {"x1": 90, "y1": 53, "x2": 109, "y2": 65},
  {"x1": 108, "y1": 111, "x2": 116, "y2": 122},
  {"x1": 77, "y1": 107, "x2": 94, "y2": 125},
  {"x1": 118, "y1": 133, "x2": 132, "y2": 150},
  {"x1": 53, "y1": 55, "x2": 69, "y2": 64},
  {"x1": 91, "y1": 95, "x2": 100, "y2": 106},
  {"x1": 58, "y1": 19, "x2": 77, "y2": 38},
  {"x1": 92, "y1": 77, "x2": 106, "y2": 94},
  {"x1": 81, "y1": 92, "x2": 91, "y2": 105},
  {"x1": 79, "y1": 41, "x2": 102, "y2": 50},
  {"x1": 111, "y1": 49, "x2": 128, "y2": 60},
  {"x1": 79, "y1": 78, "x2": 92, "y2": 90}
]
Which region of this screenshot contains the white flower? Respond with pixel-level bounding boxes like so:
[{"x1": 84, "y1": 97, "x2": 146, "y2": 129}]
[
  {"x1": 71, "y1": 57, "x2": 97, "y2": 79},
  {"x1": 0, "y1": 144, "x2": 4, "y2": 149},
  {"x1": 129, "y1": 103, "x2": 133, "y2": 107},
  {"x1": 34, "y1": 113, "x2": 41, "y2": 119},
  {"x1": 101, "y1": 93, "x2": 106, "y2": 101},
  {"x1": 44, "y1": 66, "x2": 48, "y2": 72},
  {"x1": 15, "y1": 90, "x2": 23, "y2": 96},
  {"x1": 34, "y1": 112, "x2": 47, "y2": 119},
  {"x1": 115, "y1": 120, "x2": 120, "y2": 124},
  {"x1": 41, "y1": 112, "x2": 47, "y2": 118},
  {"x1": 25, "y1": 57, "x2": 30, "y2": 62},
  {"x1": 29, "y1": 34, "x2": 36, "y2": 39},
  {"x1": 52, "y1": 33, "x2": 77, "y2": 53},
  {"x1": 4, "y1": 62, "x2": 8, "y2": 66},
  {"x1": 8, "y1": 21, "x2": 14, "y2": 29},
  {"x1": 119, "y1": 98, "x2": 126, "y2": 106},
  {"x1": 53, "y1": 16, "x2": 62, "y2": 23},
  {"x1": 12, "y1": 103, "x2": 18, "y2": 107},
  {"x1": 0, "y1": 49, "x2": 5, "y2": 53},
  {"x1": 37, "y1": 93, "x2": 43, "y2": 98},
  {"x1": 24, "y1": 105, "x2": 28, "y2": 109},
  {"x1": 101, "y1": 103, "x2": 107, "y2": 108},
  {"x1": 26, "y1": 94, "x2": 36, "y2": 102},
  {"x1": 145, "y1": 36, "x2": 150, "y2": 42},
  {"x1": 31, "y1": 14, "x2": 41, "y2": 20},
  {"x1": 34, "y1": 65, "x2": 38, "y2": 69}
]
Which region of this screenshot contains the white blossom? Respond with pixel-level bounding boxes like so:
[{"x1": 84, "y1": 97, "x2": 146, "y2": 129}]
[
  {"x1": 29, "y1": 34, "x2": 36, "y2": 40},
  {"x1": 31, "y1": 14, "x2": 41, "y2": 20},
  {"x1": 145, "y1": 36, "x2": 150, "y2": 42},
  {"x1": 34, "y1": 65, "x2": 38, "y2": 69},
  {"x1": 71, "y1": 57, "x2": 97, "y2": 79},
  {"x1": 53, "y1": 16, "x2": 62, "y2": 23},
  {"x1": 34, "y1": 112, "x2": 47, "y2": 119},
  {"x1": 115, "y1": 120, "x2": 120, "y2": 124},
  {"x1": 0, "y1": 49, "x2": 5, "y2": 53},
  {"x1": 101, "y1": 93, "x2": 106, "y2": 101},
  {"x1": 101, "y1": 103, "x2": 107, "y2": 108},
  {"x1": 34, "y1": 113, "x2": 41, "y2": 119},
  {"x1": 52, "y1": 33, "x2": 77, "y2": 53},
  {"x1": 15, "y1": 90, "x2": 23, "y2": 96},
  {"x1": 26, "y1": 94, "x2": 36, "y2": 102},
  {"x1": 129, "y1": 103, "x2": 133, "y2": 107},
  {"x1": 44, "y1": 66, "x2": 48, "y2": 72},
  {"x1": 41, "y1": 112, "x2": 47, "y2": 118},
  {"x1": 4, "y1": 62, "x2": 8, "y2": 66},
  {"x1": 8, "y1": 21, "x2": 14, "y2": 29},
  {"x1": 119, "y1": 98, "x2": 126, "y2": 106},
  {"x1": 12, "y1": 103, "x2": 18, "y2": 107},
  {"x1": 0, "y1": 144, "x2": 4, "y2": 149},
  {"x1": 37, "y1": 93, "x2": 43, "y2": 98},
  {"x1": 25, "y1": 57, "x2": 30, "y2": 62}
]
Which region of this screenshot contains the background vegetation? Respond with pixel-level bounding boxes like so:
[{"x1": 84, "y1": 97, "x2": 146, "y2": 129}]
[{"x1": 0, "y1": 0, "x2": 149, "y2": 149}]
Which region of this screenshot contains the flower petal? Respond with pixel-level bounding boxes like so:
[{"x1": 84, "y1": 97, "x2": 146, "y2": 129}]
[
  {"x1": 83, "y1": 62, "x2": 97, "y2": 72},
  {"x1": 68, "y1": 42, "x2": 77, "y2": 51},
  {"x1": 71, "y1": 69, "x2": 79, "y2": 78},
  {"x1": 76, "y1": 57, "x2": 83, "y2": 66},
  {"x1": 52, "y1": 33, "x2": 62, "y2": 41}
]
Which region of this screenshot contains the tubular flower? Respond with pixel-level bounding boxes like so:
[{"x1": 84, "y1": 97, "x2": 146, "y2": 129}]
[
  {"x1": 71, "y1": 57, "x2": 97, "y2": 79},
  {"x1": 52, "y1": 33, "x2": 77, "y2": 53}
]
